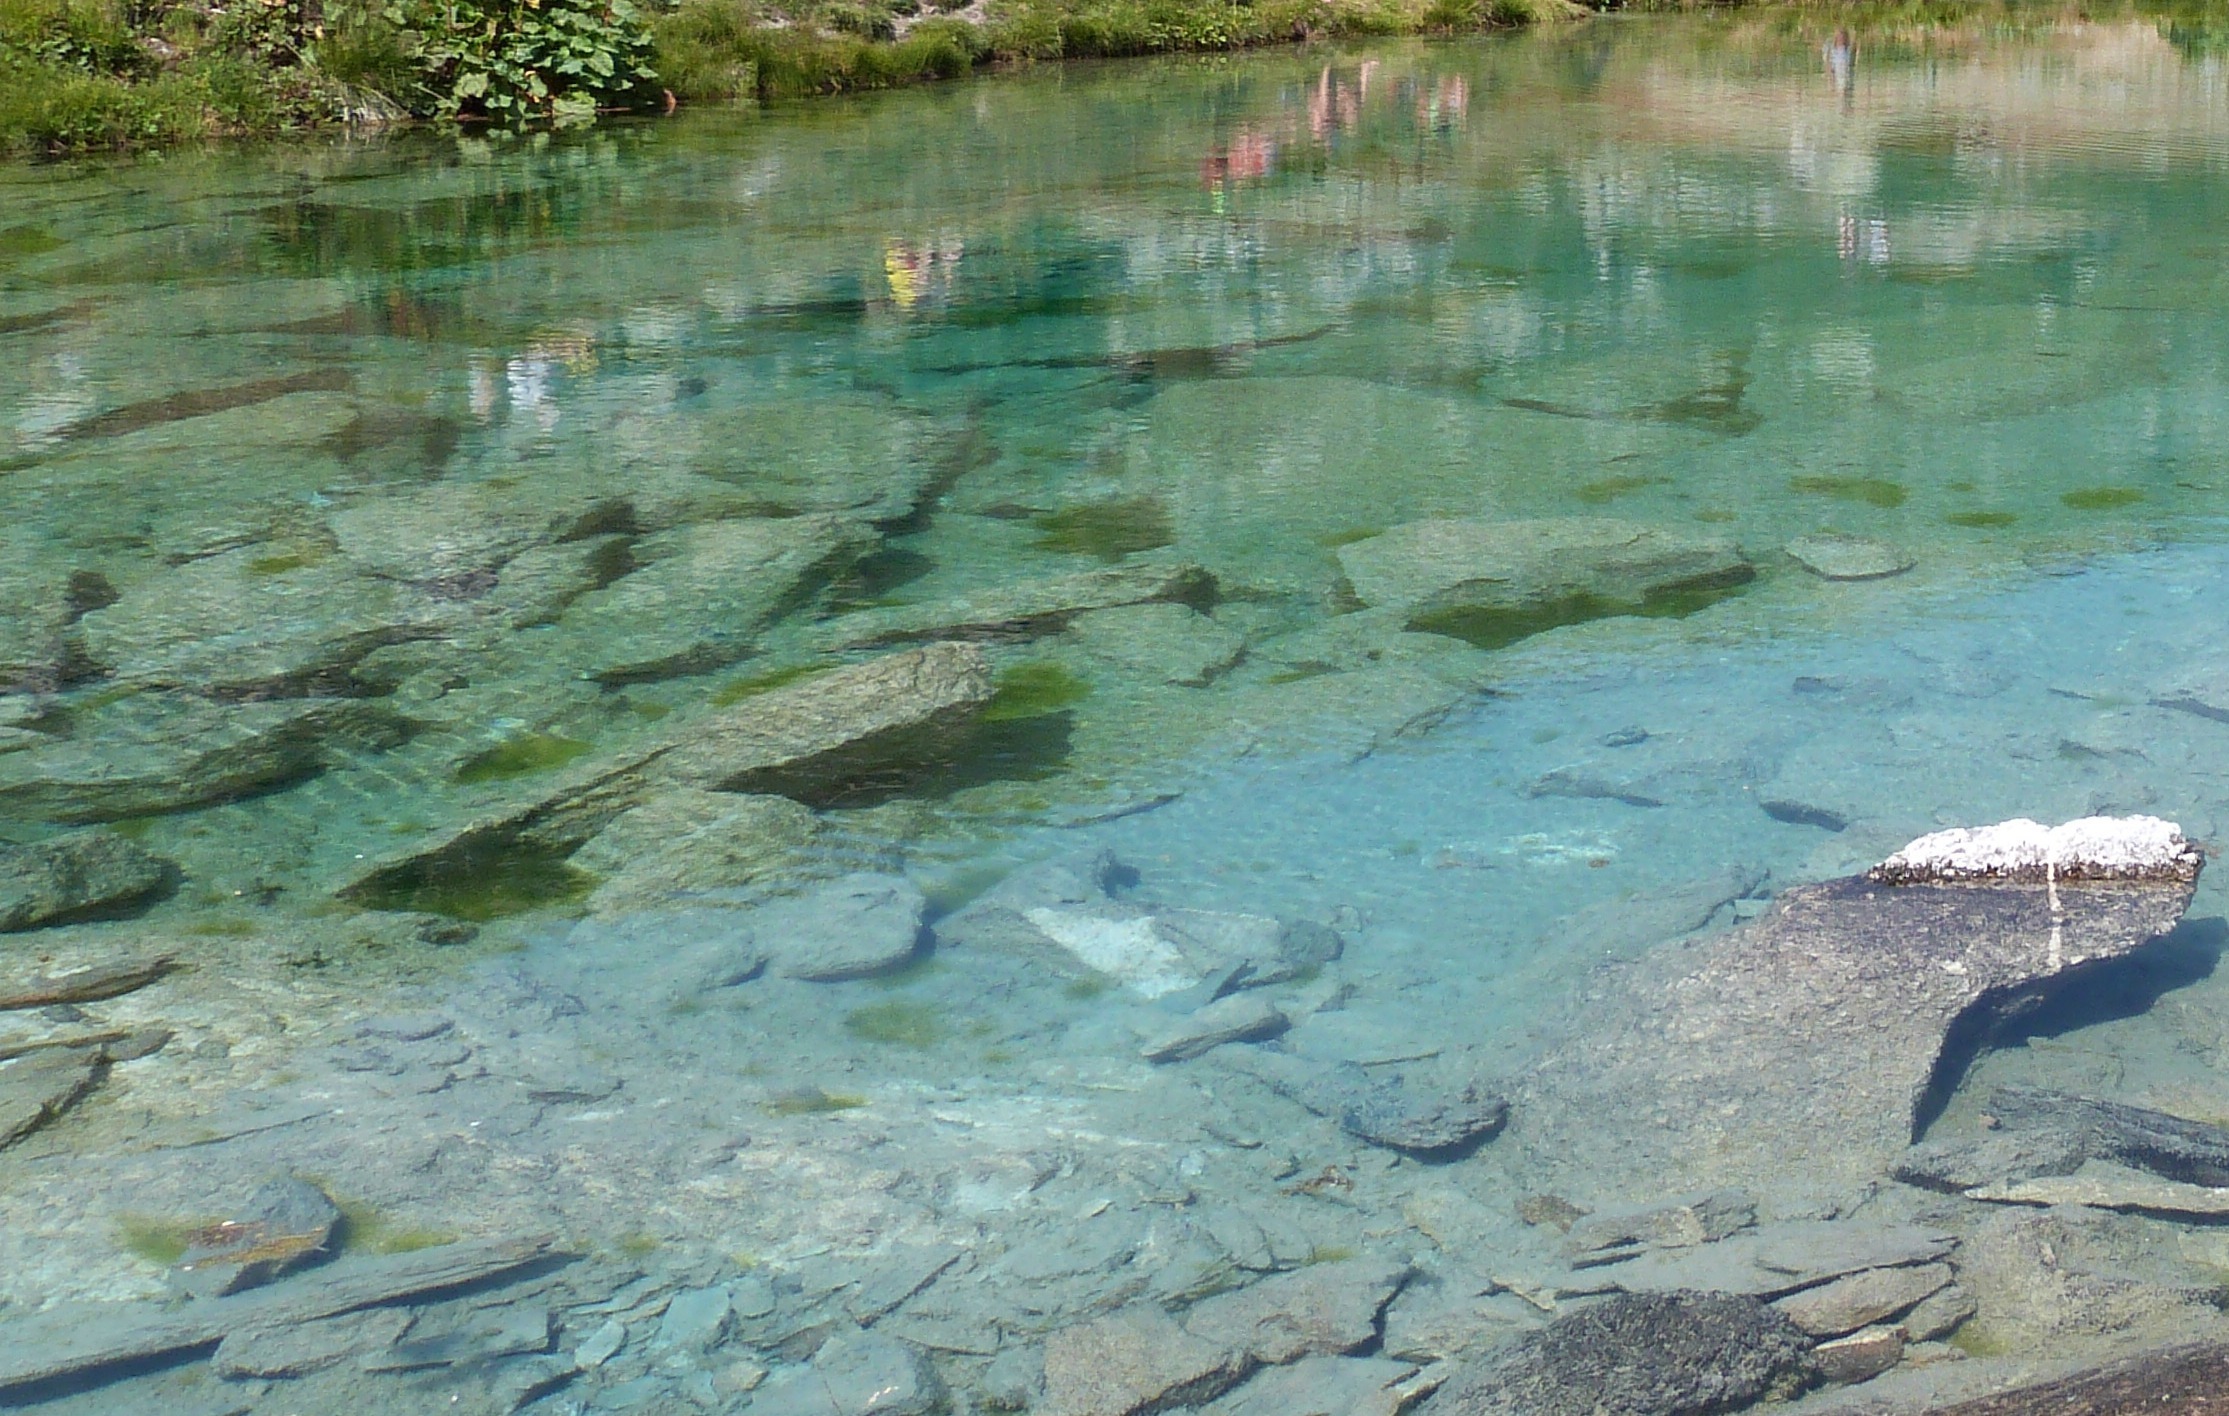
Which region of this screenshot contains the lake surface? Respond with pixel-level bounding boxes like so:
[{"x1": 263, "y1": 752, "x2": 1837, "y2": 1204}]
[{"x1": 7, "y1": 10, "x2": 2229, "y2": 1412}]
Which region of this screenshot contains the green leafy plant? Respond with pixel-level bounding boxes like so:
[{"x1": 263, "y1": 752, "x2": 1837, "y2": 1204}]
[{"x1": 378, "y1": 0, "x2": 657, "y2": 121}]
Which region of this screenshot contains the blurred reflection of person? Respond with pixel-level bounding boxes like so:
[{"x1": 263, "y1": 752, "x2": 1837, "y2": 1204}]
[{"x1": 1826, "y1": 27, "x2": 1855, "y2": 103}]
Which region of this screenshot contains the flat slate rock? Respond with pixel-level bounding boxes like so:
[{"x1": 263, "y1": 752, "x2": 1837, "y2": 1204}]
[
  {"x1": 1425, "y1": 1291, "x2": 1814, "y2": 1416},
  {"x1": 0, "y1": 1235, "x2": 557, "y2": 1392},
  {"x1": 747, "y1": 1329, "x2": 948, "y2": 1416},
  {"x1": 763, "y1": 874, "x2": 927, "y2": 982},
  {"x1": 1513, "y1": 840, "x2": 2201, "y2": 1208},
  {"x1": 177, "y1": 1176, "x2": 342, "y2": 1296},
  {"x1": 340, "y1": 642, "x2": 991, "y2": 900},
  {"x1": 1773, "y1": 1263, "x2": 1952, "y2": 1338},
  {"x1": 1042, "y1": 1305, "x2": 1244, "y2": 1416},
  {"x1": 1336, "y1": 518, "x2": 1751, "y2": 621},
  {"x1": 0, "y1": 1045, "x2": 105, "y2": 1149},
  {"x1": 1239, "y1": 1051, "x2": 1507, "y2": 1160},
  {"x1": 1181, "y1": 1257, "x2": 1409, "y2": 1364},
  {"x1": 1963, "y1": 1160, "x2": 2229, "y2": 1217},
  {"x1": 1785, "y1": 533, "x2": 1915, "y2": 581},
  {"x1": 1205, "y1": 1356, "x2": 1418, "y2": 1416},
  {"x1": 1593, "y1": 1221, "x2": 1954, "y2": 1299},
  {"x1": 0, "y1": 830, "x2": 173, "y2": 931},
  {"x1": 1142, "y1": 994, "x2": 1288, "y2": 1064}
]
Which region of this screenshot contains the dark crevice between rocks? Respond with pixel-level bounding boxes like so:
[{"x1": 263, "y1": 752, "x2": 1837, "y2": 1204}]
[
  {"x1": 1912, "y1": 916, "x2": 2226, "y2": 1142},
  {"x1": 744, "y1": 711, "x2": 1079, "y2": 810},
  {"x1": 350, "y1": 840, "x2": 594, "y2": 923}
]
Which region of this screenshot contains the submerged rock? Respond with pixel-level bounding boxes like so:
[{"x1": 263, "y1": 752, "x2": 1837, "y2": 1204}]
[
  {"x1": 1239, "y1": 1050, "x2": 1507, "y2": 1160},
  {"x1": 0, "y1": 695, "x2": 406, "y2": 824},
  {"x1": 1041, "y1": 1305, "x2": 1243, "y2": 1416},
  {"x1": 1513, "y1": 816, "x2": 2204, "y2": 1208},
  {"x1": 340, "y1": 642, "x2": 991, "y2": 902},
  {"x1": 1141, "y1": 994, "x2": 1288, "y2": 1064},
  {"x1": 1180, "y1": 1256, "x2": 1409, "y2": 1364},
  {"x1": 1784, "y1": 533, "x2": 1914, "y2": 581},
  {"x1": 1204, "y1": 1356, "x2": 1418, "y2": 1416},
  {"x1": 825, "y1": 562, "x2": 1216, "y2": 649},
  {"x1": 763, "y1": 874, "x2": 927, "y2": 982},
  {"x1": 1065, "y1": 602, "x2": 1245, "y2": 687},
  {"x1": 1898, "y1": 1085, "x2": 2229, "y2": 1200},
  {"x1": 574, "y1": 789, "x2": 822, "y2": 914},
  {"x1": 176, "y1": 1177, "x2": 341, "y2": 1297},
  {"x1": 0, "y1": 1046, "x2": 105, "y2": 1149},
  {"x1": 1336, "y1": 518, "x2": 1751, "y2": 644},
  {"x1": 0, "y1": 830, "x2": 172, "y2": 931},
  {"x1": 748, "y1": 1327, "x2": 948, "y2": 1416},
  {"x1": 1923, "y1": 1338, "x2": 2229, "y2": 1413},
  {"x1": 942, "y1": 851, "x2": 1341, "y2": 1000},
  {"x1": 555, "y1": 514, "x2": 873, "y2": 684},
  {"x1": 1424, "y1": 1291, "x2": 1813, "y2": 1416},
  {"x1": 1772, "y1": 1262, "x2": 1952, "y2": 1337}
]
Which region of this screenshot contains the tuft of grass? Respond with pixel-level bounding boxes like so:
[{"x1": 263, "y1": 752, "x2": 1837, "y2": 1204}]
[
  {"x1": 116, "y1": 1214, "x2": 212, "y2": 1267},
  {"x1": 2061, "y1": 486, "x2": 2145, "y2": 511},
  {"x1": 1033, "y1": 496, "x2": 1175, "y2": 560},
  {"x1": 453, "y1": 731, "x2": 595, "y2": 785},
  {"x1": 1788, "y1": 475, "x2": 1908, "y2": 509},
  {"x1": 764, "y1": 1086, "x2": 869, "y2": 1114},
  {"x1": 982, "y1": 661, "x2": 1091, "y2": 722},
  {"x1": 710, "y1": 662, "x2": 826, "y2": 707},
  {"x1": 844, "y1": 999, "x2": 945, "y2": 1046}
]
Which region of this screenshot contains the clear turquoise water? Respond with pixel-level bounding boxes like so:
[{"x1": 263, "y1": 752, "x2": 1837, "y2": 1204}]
[{"x1": 9, "y1": 11, "x2": 2229, "y2": 1409}]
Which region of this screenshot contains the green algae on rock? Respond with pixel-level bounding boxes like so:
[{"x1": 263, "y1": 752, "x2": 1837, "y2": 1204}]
[
  {"x1": 452, "y1": 732, "x2": 596, "y2": 786},
  {"x1": 1788, "y1": 476, "x2": 1910, "y2": 509},
  {"x1": 1033, "y1": 497, "x2": 1177, "y2": 560},
  {"x1": 2063, "y1": 486, "x2": 2146, "y2": 511}
]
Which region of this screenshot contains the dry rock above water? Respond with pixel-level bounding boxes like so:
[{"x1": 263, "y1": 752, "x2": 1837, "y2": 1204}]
[{"x1": 1513, "y1": 817, "x2": 2205, "y2": 1210}]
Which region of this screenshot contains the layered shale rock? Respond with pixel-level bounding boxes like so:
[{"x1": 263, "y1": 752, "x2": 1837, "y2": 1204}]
[{"x1": 1513, "y1": 816, "x2": 2204, "y2": 1212}]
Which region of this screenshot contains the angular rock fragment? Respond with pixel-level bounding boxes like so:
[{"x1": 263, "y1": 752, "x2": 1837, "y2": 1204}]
[
  {"x1": 1205, "y1": 1356, "x2": 1417, "y2": 1416},
  {"x1": 1180, "y1": 1256, "x2": 1409, "y2": 1365},
  {"x1": 1964, "y1": 1161, "x2": 2229, "y2": 1217},
  {"x1": 1425, "y1": 1291, "x2": 1813, "y2": 1416},
  {"x1": 942, "y1": 852, "x2": 1341, "y2": 1000},
  {"x1": 74, "y1": 546, "x2": 460, "y2": 696},
  {"x1": 1142, "y1": 994, "x2": 1288, "y2": 1064},
  {"x1": 1772, "y1": 1262, "x2": 1951, "y2": 1337},
  {"x1": 340, "y1": 642, "x2": 991, "y2": 902},
  {"x1": 1336, "y1": 518, "x2": 1751, "y2": 644},
  {"x1": 0, "y1": 830, "x2": 173, "y2": 931},
  {"x1": 1515, "y1": 816, "x2": 2203, "y2": 1207},
  {"x1": 1811, "y1": 1324, "x2": 1902, "y2": 1384},
  {"x1": 1564, "y1": 1191, "x2": 1756, "y2": 1267},
  {"x1": 0, "y1": 1045, "x2": 105, "y2": 1149},
  {"x1": 762, "y1": 874, "x2": 927, "y2": 982},
  {"x1": 177, "y1": 1177, "x2": 341, "y2": 1296},
  {"x1": 211, "y1": 1308, "x2": 411, "y2": 1378},
  {"x1": 0, "y1": 954, "x2": 175, "y2": 1010},
  {"x1": 1238, "y1": 1051, "x2": 1507, "y2": 1160},
  {"x1": 0, "y1": 696, "x2": 406, "y2": 823},
  {"x1": 1042, "y1": 1305, "x2": 1243, "y2": 1416},
  {"x1": 365, "y1": 1305, "x2": 554, "y2": 1370},
  {"x1": 1593, "y1": 1221, "x2": 1954, "y2": 1299},
  {"x1": 1924, "y1": 1338, "x2": 2229, "y2": 1412},
  {"x1": 1065, "y1": 603, "x2": 1245, "y2": 687},
  {"x1": 823, "y1": 562, "x2": 1215, "y2": 649},
  {"x1": 747, "y1": 1328, "x2": 948, "y2": 1416},
  {"x1": 574, "y1": 789, "x2": 821, "y2": 914},
  {"x1": 1900, "y1": 1282, "x2": 1976, "y2": 1342},
  {"x1": 556, "y1": 514, "x2": 873, "y2": 683},
  {"x1": 1785, "y1": 533, "x2": 1914, "y2": 581},
  {"x1": 0, "y1": 1235, "x2": 556, "y2": 1392}
]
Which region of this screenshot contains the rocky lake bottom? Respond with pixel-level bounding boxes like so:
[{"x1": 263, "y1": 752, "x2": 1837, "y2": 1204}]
[{"x1": 11, "y1": 11, "x2": 2229, "y2": 1412}]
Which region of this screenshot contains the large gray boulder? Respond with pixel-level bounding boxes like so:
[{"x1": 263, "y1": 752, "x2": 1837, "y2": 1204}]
[
  {"x1": 1425, "y1": 1291, "x2": 1813, "y2": 1416},
  {"x1": 1336, "y1": 518, "x2": 1751, "y2": 645},
  {"x1": 1513, "y1": 817, "x2": 2204, "y2": 1212}
]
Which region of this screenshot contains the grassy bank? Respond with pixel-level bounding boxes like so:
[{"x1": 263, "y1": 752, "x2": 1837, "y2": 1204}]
[{"x1": 0, "y1": 0, "x2": 1574, "y2": 155}]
